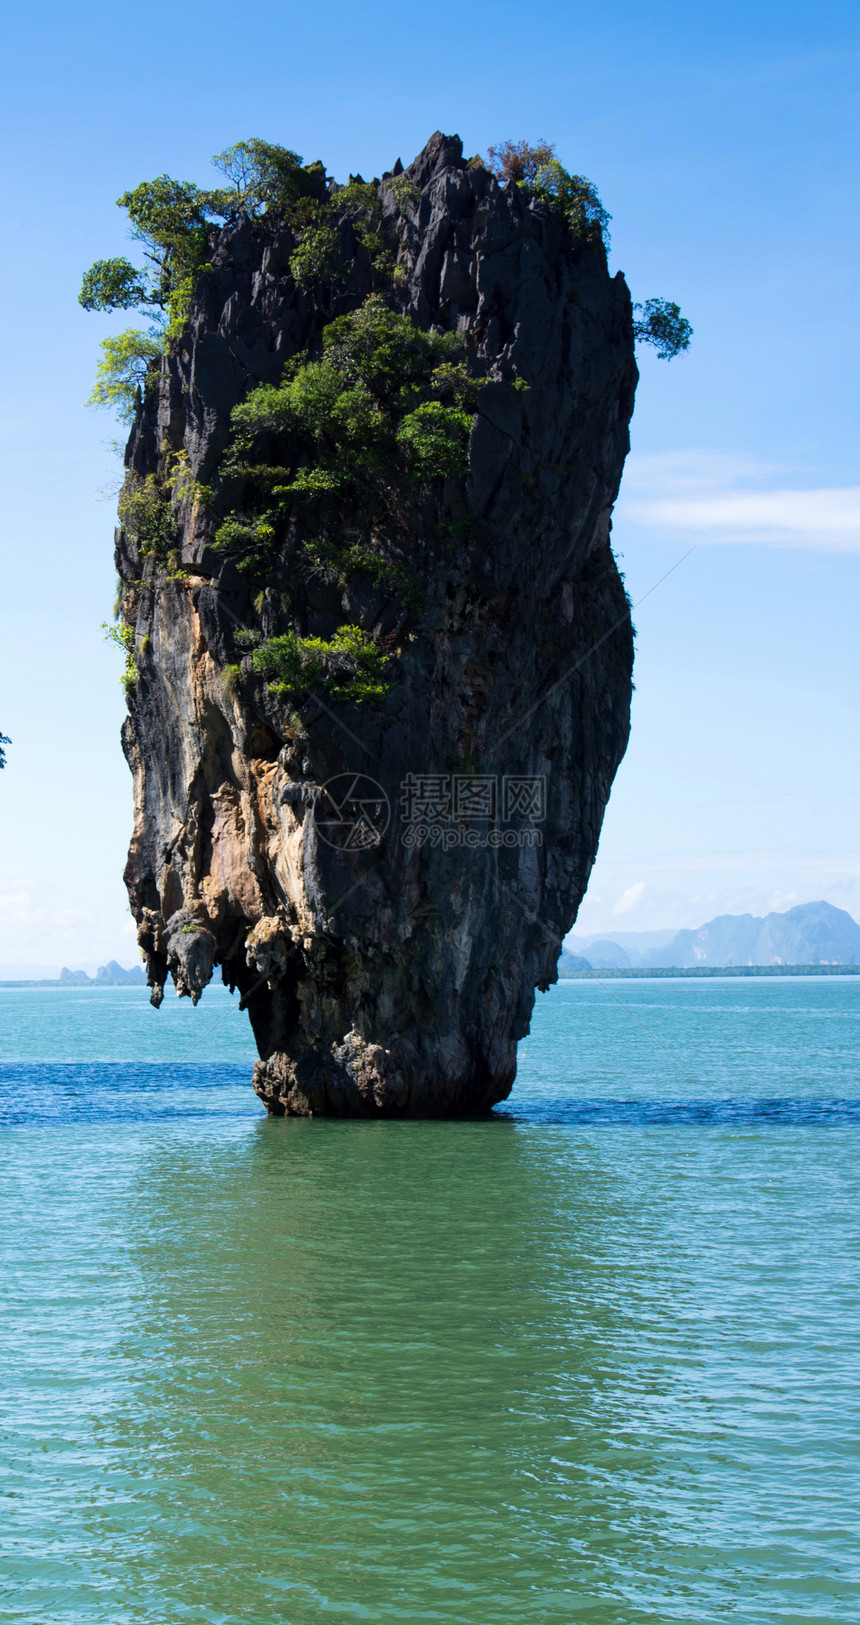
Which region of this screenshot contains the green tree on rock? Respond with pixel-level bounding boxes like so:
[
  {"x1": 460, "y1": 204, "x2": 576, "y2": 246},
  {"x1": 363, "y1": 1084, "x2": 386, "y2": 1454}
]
[
  {"x1": 86, "y1": 328, "x2": 164, "y2": 422},
  {"x1": 79, "y1": 258, "x2": 153, "y2": 313},
  {"x1": 486, "y1": 138, "x2": 557, "y2": 186},
  {"x1": 210, "y1": 140, "x2": 327, "y2": 217},
  {"x1": 487, "y1": 140, "x2": 611, "y2": 244},
  {"x1": 632, "y1": 298, "x2": 693, "y2": 360},
  {"x1": 80, "y1": 142, "x2": 328, "y2": 422}
]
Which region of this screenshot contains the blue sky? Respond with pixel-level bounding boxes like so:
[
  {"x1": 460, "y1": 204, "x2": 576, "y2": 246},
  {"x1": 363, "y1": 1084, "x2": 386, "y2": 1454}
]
[{"x1": 0, "y1": 0, "x2": 858, "y2": 969}]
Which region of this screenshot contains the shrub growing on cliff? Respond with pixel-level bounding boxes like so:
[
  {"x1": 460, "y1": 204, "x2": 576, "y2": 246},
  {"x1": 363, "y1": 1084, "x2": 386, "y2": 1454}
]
[
  {"x1": 118, "y1": 473, "x2": 176, "y2": 559},
  {"x1": 289, "y1": 220, "x2": 344, "y2": 287},
  {"x1": 384, "y1": 174, "x2": 421, "y2": 209},
  {"x1": 532, "y1": 160, "x2": 612, "y2": 245},
  {"x1": 119, "y1": 175, "x2": 212, "y2": 292},
  {"x1": 396, "y1": 401, "x2": 473, "y2": 479},
  {"x1": 101, "y1": 620, "x2": 138, "y2": 690},
  {"x1": 323, "y1": 295, "x2": 461, "y2": 404},
  {"x1": 334, "y1": 179, "x2": 391, "y2": 271},
  {"x1": 214, "y1": 513, "x2": 278, "y2": 573},
  {"x1": 228, "y1": 381, "x2": 297, "y2": 444},
  {"x1": 80, "y1": 176, "x2": 214, "y2": 325},
  {"x1": 251, "y1": 626, "x2": 389, "y2": 704},
  {"x1": 279, "y1": 466, "x2": 345, "y2": 496},
  {"x1": 430, "y1": 360, "x2": 481, "y2": 409},
  {"x1": 219, "y1": 293, "x2": 475, "y2": 522},
  {"x1": 223, "y1": 352, "x2": 388, "y2": 496},
  {"x1": 303, "y1": 538, "x2": 416, "y2": 603}
]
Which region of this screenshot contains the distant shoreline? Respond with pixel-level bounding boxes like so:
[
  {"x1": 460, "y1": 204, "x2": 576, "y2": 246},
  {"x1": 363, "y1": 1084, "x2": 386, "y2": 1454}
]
[
  {"x1": 558, "y1": 964, "x2": 860, "y2": 979},
  {"x1": 0, "y1": 979, "x2": 149, "y2": 990},
  {"x1": 2, "y1": 965, "x2": 859, "y2": 991}
]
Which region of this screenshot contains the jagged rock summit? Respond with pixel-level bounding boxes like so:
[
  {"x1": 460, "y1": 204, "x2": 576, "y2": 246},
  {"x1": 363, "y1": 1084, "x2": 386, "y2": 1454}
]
[{"x1": 118, "y1": 131, "x2": 637, "y2": 1115}]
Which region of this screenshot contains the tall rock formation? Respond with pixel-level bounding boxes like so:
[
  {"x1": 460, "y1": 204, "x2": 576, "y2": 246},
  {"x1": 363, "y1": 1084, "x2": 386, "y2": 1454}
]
[{"x1": 117, "y1": 132, "x2": 637, "y2": 1115}]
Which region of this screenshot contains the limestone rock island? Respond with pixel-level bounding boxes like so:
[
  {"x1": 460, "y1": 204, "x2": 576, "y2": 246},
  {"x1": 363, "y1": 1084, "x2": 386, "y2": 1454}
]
[{"x1": 116, "y1": 132, "x2": 637, "y2": 1114}]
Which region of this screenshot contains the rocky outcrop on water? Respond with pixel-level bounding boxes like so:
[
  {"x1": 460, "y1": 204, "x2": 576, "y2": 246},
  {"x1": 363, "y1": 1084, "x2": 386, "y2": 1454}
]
[{"x1": 116, "y1": 132, "x2": 637, "y2": 1115}]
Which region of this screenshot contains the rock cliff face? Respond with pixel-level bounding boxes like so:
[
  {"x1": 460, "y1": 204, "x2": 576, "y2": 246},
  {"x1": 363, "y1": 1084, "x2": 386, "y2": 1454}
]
[{"x1": 117, "y1": 132, "x2": 637, "y2": 1115}]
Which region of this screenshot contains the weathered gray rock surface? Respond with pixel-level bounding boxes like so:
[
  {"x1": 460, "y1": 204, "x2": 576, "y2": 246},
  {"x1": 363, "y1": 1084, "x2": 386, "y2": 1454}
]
[{"x1": 117, "y1": 131, "x2": 637, "y2": 1115}]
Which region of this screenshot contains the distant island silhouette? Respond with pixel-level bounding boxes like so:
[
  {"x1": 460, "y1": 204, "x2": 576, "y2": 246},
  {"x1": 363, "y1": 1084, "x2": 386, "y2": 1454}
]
[{"x1": 0, "y1": 959, "x2": 146, "y2": 987}]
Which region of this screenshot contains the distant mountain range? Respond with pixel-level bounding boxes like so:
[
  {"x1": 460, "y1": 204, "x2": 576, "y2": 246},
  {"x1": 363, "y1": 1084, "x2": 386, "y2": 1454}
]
[{"x1": 562, "y1": 901, "x2": 860, "y2": 970}]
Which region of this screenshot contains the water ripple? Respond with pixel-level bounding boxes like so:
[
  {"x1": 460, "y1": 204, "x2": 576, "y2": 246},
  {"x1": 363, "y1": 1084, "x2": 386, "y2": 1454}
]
[{"x1": 500, "y1": 1095, "x2": 860, "y2": 1126}]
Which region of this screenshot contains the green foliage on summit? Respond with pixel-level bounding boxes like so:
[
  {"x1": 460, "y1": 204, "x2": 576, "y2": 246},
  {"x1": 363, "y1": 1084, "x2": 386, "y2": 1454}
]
[
  {"x1": 83, "y1": 131, "x2": 692, "y2": 719},
  {"x1": 80, "y1": 147, "x2": 328, "y2": 323},
  {"x1": 486, "y1": 139, "x2": 611, "y2": 245},
  {"x1": 80, "y1": 174, "x2": 216, "y2": 338},
  {"x1": 209, "y1": 139, "x2": 327, "y2": 217},
  {"x1": 486, "y1": 139, "x2": 692, "y2": 357},
  {"x1": 80, "y1": 140, "x2": 335, "y2": 422},
  {"x1": 79, "y1": 140, "x2": 424, "y2": 423}
]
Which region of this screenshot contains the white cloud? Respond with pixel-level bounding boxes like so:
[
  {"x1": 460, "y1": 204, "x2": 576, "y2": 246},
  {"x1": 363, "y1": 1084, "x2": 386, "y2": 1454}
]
[
  {"x1": 573, "y1": 849, "x2": 860, "y2": 935},
  {"x1": 0, "y1": 887, "x2": 138, "y2": 973},
  {"x1": 0, "y1": 890, "x2": 32, "y2": 916},
  {"x1": 618, "y1": 451, "x2": 860, "y2": 551},
  {"x1": 612, "y1": 881, "x2": 647, "y2": 916}
]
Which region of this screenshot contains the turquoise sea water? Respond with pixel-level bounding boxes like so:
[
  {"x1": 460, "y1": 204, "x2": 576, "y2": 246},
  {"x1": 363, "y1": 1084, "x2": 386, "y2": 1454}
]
[{"x1": 1, "y1": 978, "x2": 859, "y2": 1622}]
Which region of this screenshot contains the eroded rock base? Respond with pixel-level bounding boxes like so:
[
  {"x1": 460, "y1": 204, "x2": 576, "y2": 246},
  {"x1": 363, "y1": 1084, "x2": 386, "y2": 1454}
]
[{"x1": 253, "y1": 1041, "x2": 515, "y2": 1118}]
